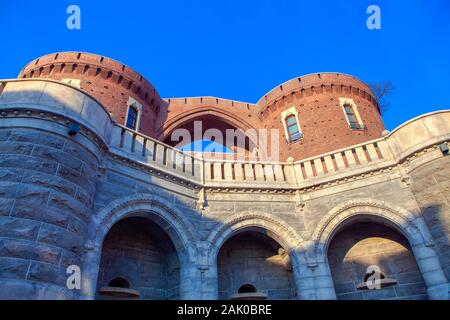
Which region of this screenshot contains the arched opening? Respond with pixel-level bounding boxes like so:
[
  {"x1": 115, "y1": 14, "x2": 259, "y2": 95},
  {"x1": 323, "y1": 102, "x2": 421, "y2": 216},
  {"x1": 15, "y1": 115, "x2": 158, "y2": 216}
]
[
  {"x1": 217, "y1": 230, "x2": 296, "y2": 300},
  {"x1": 163, "y1": 114, "x2": 257, "y2": 160},
  {"x1": 327, "y1": 221, "x2": 427, "y2": 300},
  {"x1": 238, "y1": 284, "x2": 258, "y2": 294},
  {"x1": 108, "y1": 277, "x2": 130, "y2": 289},
  {"x1": 96, "y1": 217, "x2": 180, "y2": 300}
]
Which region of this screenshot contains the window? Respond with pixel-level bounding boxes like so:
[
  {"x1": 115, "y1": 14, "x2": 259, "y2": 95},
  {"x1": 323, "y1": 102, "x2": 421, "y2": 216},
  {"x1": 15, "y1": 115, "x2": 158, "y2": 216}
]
[
  {"x1": 340, "y1": 98, "x2": 366, "y2": 130},
  {"x1": 125, "y1": 97, "x2": 143, "y2": 131},
  {"x1": 281, "y1": 107, "x2": 303, "y2": 143},
  {"x1": 344, "y1": 104, "x2": 361, "y2": 129},
  {"x1": 126, "y1": 106, "x2": 138, "y2": 130},
  {"x1": 285, "y1": 115, "x2": 302, "y2": 142}
]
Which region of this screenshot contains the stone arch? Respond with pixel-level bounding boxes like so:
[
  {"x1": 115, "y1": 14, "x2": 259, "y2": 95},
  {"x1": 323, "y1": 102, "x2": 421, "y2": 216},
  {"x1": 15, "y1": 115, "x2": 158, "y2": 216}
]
[
  {"x1": 311, "y1": 198, "x2": 448, "y2": 300},
  {"x1": 207, "y1": 211, "x2": 304, "y2": 266},
  {"x1": 312, "y1": 198, "x2": 433, "y2": 255},
  {"x1": 81, "y1": 193, "x2": 199, "y2": 299},
  {"x1": 160, "y1": 107, "x2": 257, "y2": 141},
  {"x1": 159, "y1": 107, "x2": 259, "y2": 155},
  {"x1": 207, "y1": 211, "x2": 304, "y2": 300}
]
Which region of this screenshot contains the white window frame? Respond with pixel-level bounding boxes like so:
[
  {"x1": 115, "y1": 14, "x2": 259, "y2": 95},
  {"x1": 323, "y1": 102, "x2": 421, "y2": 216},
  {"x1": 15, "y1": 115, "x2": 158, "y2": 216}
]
[
  {"x1": 125, "y1": 97, "x2": 143, "y2": 131},
  {"x1": 281, "y1": 107, "x2": 303, "y2": 143},
  {"x1": 339, "y1": 98, "x2": 365, "y2": 130}
]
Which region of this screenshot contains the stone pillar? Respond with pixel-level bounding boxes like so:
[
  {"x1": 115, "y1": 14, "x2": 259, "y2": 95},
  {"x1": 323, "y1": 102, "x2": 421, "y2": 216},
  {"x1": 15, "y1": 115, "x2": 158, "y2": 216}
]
[
  {"x1": 200, "y1": 264, "x2": 219, "y2": 300},
  {"x1": 179, "y1": 260, "x2": 203, "y2": 300},
  {"x1": 80, "y1": 242, "x2": 102, "y2": 300},
  {"x1": 412, "y1": 243, "x2": 449, "y2": 300},
  {"x1": 291, "y1": 245, "x2": 337, "y2": 300}
]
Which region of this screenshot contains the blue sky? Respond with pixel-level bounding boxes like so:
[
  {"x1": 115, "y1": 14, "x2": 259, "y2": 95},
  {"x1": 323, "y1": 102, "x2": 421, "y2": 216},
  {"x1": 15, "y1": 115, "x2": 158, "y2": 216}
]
[{"x1": 1, "y1": 0, "x2": 449, "y2": 130}]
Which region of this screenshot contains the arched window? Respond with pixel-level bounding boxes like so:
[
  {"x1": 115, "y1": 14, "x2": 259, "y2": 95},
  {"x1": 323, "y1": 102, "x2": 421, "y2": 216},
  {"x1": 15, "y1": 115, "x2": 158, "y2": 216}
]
[
  {"x1": 108, "y1": 277, "x2": 130, "y2": 289},
  {"x1": 285, "y1": 114, "x2": 302, "y2": 142},
  {"x1": 342, "y1": 101, "x2": 366, "y2": 130},
  {"x1": 343, "y1": 104, "x2": 359, "y2": 129},
  {"x1": 126, "y1": 106, "x2": 138, "y2": 130},
  {"x1": 238, "y1": 284, "x2": 258, "y2": 294}
]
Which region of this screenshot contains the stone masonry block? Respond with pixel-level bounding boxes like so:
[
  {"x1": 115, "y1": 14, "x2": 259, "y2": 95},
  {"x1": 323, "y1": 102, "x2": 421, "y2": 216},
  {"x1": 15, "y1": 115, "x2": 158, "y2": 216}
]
[
  {"x1": 0, "y1": 155, "x2": 58, "y2": 175},
  {"x1": 11, "y1": 200, "x2": 70, "y2": 228},
  {"x1": 22, "y1": 172, "x2": 77, "y2": 197},
  {"x1": 0, "y1": 217, "x2": 41, "y2": 241},
  {"x1": 32, "y1": 145, "x2": 83, "y2": 172},
  {"x1": 0, "y1": 238, "x2": 61, "y2": 264},
  {"x1": 0, "y1": 257, "x2": 29, "y2": 280},
  {"x1": 37, "y1": 224, "x2": 83, "y2": 256},
  {"x1": 8, "y1": 130, "x2": 65, "y2": 150}
]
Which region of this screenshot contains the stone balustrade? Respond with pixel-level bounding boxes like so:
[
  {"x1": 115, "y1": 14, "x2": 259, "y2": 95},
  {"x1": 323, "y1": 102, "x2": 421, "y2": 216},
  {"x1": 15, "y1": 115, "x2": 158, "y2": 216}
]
[{"x1": 1, "y1": 78, "x2": 449, "y2": 191}]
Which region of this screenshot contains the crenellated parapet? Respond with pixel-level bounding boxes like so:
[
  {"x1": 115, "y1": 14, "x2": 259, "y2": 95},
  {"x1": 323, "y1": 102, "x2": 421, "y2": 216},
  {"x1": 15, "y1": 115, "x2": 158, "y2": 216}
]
[
  {"x1": 17, "y1": 52, "x2": 387, "y2": 161},
  {"x1": 19, "y1": 52, "x2": 161, "y2": 137}
]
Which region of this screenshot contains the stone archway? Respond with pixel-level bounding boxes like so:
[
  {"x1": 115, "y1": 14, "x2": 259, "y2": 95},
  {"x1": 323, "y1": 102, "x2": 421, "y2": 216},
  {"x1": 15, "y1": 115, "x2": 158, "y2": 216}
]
[
  {"x1": 159, "y1": 108, "x2": 259, "y2": 160},
  {"x1": 312, "y1": 199, "x2": 449, "y2": 300},
  {"x1": 81, "y1": 194, "x2": 200, "y2": 300},
  {"x1": 204, "y1": 211, "x2": 305, "y2": 300}
]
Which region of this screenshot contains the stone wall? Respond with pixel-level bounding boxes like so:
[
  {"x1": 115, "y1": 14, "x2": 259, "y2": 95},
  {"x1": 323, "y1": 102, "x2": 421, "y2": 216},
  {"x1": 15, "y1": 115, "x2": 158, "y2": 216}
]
[
  {"x1": 97, "y1": 217, "x2": 180, "y2": 300},
  {"x1": 0, "y1": 78, "x2": 448, "y2": 300},
  {"x1": 0, "y1": 127, "x2": 100, "y2": 299},
  {"x1": 217, "y1": 231, "x2": 296, "y2": 300},
  {"x1": 409, "y1": 155, "x2": 450, "y2": 279},
  {"x1": 328, "y1": 223, "x2": 427, "y2": 300}
]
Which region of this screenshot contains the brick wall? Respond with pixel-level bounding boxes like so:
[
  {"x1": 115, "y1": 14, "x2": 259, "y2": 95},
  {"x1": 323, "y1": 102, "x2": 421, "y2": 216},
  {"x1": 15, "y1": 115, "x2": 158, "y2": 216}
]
[
  {"x1": 19, "y1": 52, "x2": 161, "y2": 137},
  {"x1": 19, "y1": 53, "x2": 385, "y2": 161}
]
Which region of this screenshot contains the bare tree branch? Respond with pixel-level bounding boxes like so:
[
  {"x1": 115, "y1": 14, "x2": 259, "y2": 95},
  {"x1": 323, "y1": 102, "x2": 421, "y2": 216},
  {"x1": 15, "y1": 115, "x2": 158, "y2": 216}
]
[{"x1": 369, "y1": 81, "x2": 394, "y2": 114}]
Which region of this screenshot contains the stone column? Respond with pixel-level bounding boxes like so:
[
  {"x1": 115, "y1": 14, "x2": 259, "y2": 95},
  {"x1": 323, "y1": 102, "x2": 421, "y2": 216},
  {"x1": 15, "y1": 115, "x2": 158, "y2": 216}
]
[
  {"x1": 412, "y1": 243, "x2": 449, "y2": 300},
  {"x1": 179, "y1": 260, "x2": 203, "y2": 300},
  {"x1": 80, "y1": 241, "x2": 102, "y2": 300},
  {"x1": 291, "y1": 244, "x2": 337, "y2": 300}
]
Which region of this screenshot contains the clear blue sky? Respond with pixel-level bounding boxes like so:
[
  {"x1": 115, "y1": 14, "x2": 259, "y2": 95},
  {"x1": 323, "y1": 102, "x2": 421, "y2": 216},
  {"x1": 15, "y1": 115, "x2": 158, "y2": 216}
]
[{"x1": 1, "y1": 0, "x2": 449, "y2": 130}]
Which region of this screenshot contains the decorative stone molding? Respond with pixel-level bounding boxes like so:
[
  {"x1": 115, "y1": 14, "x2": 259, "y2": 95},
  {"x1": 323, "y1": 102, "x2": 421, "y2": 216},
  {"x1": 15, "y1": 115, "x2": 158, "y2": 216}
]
[
  {"x1": 89, "y1": 193, "x2": 200, "y2": 262},
  {"x1": 107, "y1": 153, "x2": 201, "y2": 189},
  {"x1": 197, "y1": 188, "x2": 208, "y2": 211},
  {"x1": 125, "y1": 96, "x2": 143, "y2": 130},
  {"x1": 311, "y1": 198, "x2": 434, "y2": 254},
  {"x1": 206, "y1": 211, "x2": 304, "y2": 266},
  {"x1": 339, "y1": 97, "x2": 364, "y2": 128},
  {"x1": 295, "y1": 190, "x2": 306, "y2": 212},
  {"x1": 0, "y1": 107, "x2": 109, "y2": 153},
  {"x1": 280, "y1": 106, "x2": 302, "y2": 143}
]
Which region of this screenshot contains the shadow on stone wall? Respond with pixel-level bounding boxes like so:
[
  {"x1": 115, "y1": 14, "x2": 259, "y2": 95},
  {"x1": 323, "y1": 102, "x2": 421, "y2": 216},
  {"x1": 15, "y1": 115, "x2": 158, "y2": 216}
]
[{"x1": 0, "y1": 85, "x2": 448, "y2": 300}]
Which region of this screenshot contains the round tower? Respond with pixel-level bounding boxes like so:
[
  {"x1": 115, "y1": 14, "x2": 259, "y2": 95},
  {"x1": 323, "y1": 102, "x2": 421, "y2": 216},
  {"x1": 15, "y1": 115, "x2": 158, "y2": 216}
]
[
  {"x1": 0, "y1": 78, "x2": 111, "y2": 299},
  {"x1": 19, "y1": 52, "x2": 161, "y2": 137},
  {"x1": 257, "y1": 73, "x2": 385, "y2": 161}
]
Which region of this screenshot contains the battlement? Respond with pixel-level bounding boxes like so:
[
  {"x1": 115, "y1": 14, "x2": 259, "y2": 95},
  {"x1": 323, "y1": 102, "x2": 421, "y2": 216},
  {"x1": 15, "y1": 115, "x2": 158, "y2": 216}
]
[
  {"x1": 16, "y1": 52, "x2": 385, "y2": 160},
  {"x1": 19, "y1": 52, "x2": 161, "y2": 104}
]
